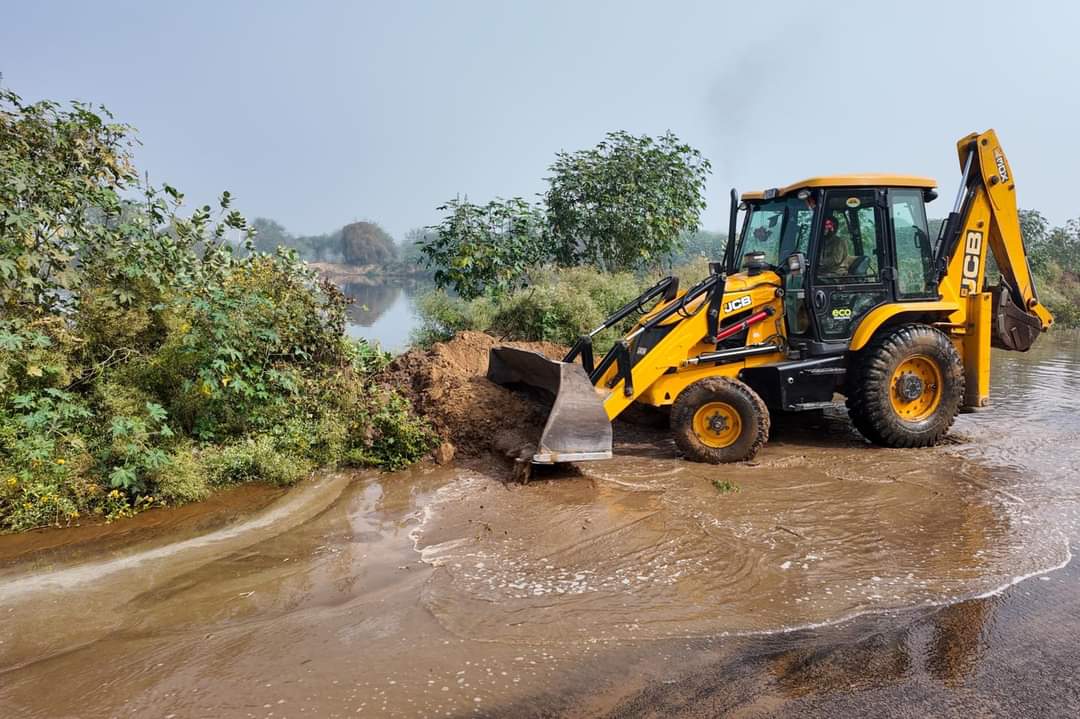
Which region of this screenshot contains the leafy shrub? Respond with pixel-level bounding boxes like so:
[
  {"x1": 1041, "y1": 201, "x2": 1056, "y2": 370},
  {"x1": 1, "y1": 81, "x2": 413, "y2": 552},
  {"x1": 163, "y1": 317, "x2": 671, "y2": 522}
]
[
  {"x1": 545, "y1": 131, "x2": 712, "y2": 271},
  {"x1": 487, "y1": 266, "x2": 642, "y2": 347},
  {"x1": 0, "y1": 87, "x2": 433, "y2": 532},
  {"x1": 203, "y1": 436, "x2": 312, "y2": 487},
  {"x1": 421, "y1": 197, "x2": 546, "y2": 300},
  {"x1": 153, "y1": 444, "x2": 211, "y2": 504},
  {"x1": 411, "y1": 291, "x2": 497, "y2": 346},
  {"x1": 348, "y1": 388, "x2": 435, "y2": 470},
  {"x1": 412, "y1": 262, "x2": 712, "y2": 353},
  {"x1": 419, "y1": 132, "x2": 711, "y2": 301}
]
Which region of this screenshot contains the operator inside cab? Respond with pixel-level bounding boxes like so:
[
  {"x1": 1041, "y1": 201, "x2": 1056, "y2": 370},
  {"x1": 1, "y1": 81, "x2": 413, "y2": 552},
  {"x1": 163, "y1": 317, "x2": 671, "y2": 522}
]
[{"x1": 818, "y1": 214, "x2": 849, "y2": 276}]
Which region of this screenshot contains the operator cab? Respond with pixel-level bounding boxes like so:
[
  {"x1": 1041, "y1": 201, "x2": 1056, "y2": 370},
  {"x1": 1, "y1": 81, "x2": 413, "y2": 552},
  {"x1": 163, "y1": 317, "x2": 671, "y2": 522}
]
[{"x1": 732, "y1": 175, "x2": 938, "y2": 356}]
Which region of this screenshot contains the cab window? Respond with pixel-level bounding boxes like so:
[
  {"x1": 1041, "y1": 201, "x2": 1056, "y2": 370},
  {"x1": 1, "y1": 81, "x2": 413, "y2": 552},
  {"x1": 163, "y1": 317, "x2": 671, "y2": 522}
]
[
  {"x1": 737, "y1": 197, "x2": 815, "y2": 270},
  {"x1": 889, "y1": 189, "x2": 935, "y2": 298},
  {"x1": 740, "y1": 201, "x2": 785, "y2": 267},
  {"x1": 815, "y1": 190, "x2": 884, "y2": 285}
]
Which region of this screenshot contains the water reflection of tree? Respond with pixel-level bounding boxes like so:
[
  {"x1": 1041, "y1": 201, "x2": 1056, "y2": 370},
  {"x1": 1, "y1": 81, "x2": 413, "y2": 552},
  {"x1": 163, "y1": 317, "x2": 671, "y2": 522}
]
[
  {"x1": 925, "y1": 597, "x2": 994, "y2": 686},
  {"x1": 342, "y1": 281, "x2": 401, "y2": 327},
  {"x1": 767, "y1": 456, "x2": 1007, "y2": 695}
]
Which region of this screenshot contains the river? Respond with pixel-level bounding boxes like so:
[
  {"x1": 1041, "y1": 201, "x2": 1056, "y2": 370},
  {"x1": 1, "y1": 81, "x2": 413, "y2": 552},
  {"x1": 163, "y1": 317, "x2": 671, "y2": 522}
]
[
  {"x1": 341, "y1": 277, "x2": 426, "y2": 353},
  {"x1": 1, "y1": 332, "x2": 1079, "y2": 717}
]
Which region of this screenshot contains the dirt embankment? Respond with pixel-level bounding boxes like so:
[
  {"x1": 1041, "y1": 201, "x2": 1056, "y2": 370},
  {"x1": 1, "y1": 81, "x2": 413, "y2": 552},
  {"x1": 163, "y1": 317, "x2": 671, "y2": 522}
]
[{"x1": 384, "y1": 332, "x2": 566, "y2": 460}]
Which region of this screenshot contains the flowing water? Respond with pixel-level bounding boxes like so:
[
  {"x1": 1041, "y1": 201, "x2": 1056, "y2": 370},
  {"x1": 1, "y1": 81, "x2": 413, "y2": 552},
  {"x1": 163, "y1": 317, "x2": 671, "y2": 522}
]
[{"x1": 2, "y1": 333, "x2": 1079, "y2": 717}]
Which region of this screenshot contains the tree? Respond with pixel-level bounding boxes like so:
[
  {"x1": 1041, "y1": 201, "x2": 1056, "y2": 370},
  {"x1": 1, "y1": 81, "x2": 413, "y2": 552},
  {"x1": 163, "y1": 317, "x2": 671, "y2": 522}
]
[
  {"x1": 670, "y1": 228, "x2": 727, "y2": 265},
  {"x1": 251, "y1": 218, "x2": 291, "y2": 254},
  {"x1": 544, "y1": 130, "x2": 712, "y2": 271},
  {"x1": 401, "y1": 227, "x2": 433, "y2": 267},
  {"x1": 421, "y1": 197, "x2": 545, "y2": 300},
  {"x1": 0, "y1": 91, "x2": 137, "y2": 315},
  {"x1": 340, "y1": 221, "x2": 397, "y2": 266}
]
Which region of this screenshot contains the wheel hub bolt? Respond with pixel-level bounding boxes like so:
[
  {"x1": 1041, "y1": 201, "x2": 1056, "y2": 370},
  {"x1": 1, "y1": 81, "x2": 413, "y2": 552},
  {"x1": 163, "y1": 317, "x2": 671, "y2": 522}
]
[
  {"x1": 897, "y1": 372, "x2": 924, "y2": 402},
  {"x1": 709, "y1": 414, "x2": 728, "y2": 432}
]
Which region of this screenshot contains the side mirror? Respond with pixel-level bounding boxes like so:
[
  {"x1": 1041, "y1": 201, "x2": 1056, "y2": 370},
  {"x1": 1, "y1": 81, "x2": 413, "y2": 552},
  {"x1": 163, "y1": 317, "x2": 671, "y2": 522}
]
[{"x1": 783, "y1": 252, "x2": 806, "y2": 279}]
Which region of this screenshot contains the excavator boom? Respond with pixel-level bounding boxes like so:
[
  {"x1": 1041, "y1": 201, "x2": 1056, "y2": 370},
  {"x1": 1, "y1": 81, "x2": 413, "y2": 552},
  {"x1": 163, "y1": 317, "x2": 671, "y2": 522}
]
[{"x1": 937, "y1": 130, "x2": 1052, "y2": 351}]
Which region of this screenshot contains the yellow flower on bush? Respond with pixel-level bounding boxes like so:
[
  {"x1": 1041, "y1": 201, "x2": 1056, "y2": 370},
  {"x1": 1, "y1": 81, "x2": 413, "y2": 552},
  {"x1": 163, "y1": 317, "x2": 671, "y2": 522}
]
[
  {"x1": 108, "y1": 489, "x2": 122, "y2": 499},
  {"x1": 56, "y1": 458, "x2": 66, "y2": 465},
  {"x1": 222, "y1": 375, "x2": 232, "y2": 387},
  {"x1": 6, "y1": 477, "x2": 16, "y2": 488}
]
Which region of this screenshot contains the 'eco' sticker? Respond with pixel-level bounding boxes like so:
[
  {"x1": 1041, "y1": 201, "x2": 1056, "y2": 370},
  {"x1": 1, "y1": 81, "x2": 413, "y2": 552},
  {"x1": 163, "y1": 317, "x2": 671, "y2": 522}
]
[{"x1": 845, "y1": 197, "x2": 861, "y2": 208}]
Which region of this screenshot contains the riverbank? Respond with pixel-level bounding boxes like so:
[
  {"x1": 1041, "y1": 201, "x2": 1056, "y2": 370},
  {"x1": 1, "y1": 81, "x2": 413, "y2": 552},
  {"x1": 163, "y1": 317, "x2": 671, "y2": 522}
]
[{"x1": 308, "y1": 261, "x2": 429, "y2": 285}]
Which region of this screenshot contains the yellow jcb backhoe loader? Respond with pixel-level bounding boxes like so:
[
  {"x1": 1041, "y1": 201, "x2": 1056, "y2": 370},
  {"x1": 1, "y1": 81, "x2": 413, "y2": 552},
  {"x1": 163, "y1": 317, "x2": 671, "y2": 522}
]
[{"x1": 488, "y1": 130, "x2": 1053, "y2": 464}]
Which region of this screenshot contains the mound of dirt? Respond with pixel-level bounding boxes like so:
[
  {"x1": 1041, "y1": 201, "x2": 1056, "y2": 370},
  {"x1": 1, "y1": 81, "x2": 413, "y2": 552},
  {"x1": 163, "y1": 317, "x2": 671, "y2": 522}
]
[{"x1": 384, "y1": 332, "x2": 567, "y2": 460}]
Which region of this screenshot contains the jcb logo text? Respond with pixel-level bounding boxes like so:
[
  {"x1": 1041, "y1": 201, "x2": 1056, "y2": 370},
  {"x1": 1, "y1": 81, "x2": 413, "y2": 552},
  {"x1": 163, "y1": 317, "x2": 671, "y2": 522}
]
[
  {"x1": 723, "y1": 295, "x2": 752, "y2": 313},
  {"x1": 960, "y1": 230, "x2": 983, "y2": 296}
]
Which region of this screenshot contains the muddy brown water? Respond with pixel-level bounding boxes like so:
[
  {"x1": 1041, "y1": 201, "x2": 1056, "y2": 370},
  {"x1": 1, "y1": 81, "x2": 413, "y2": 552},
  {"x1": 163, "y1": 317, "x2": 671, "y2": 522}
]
[{"x1": 2, "y1": 333, "x2": 1080, "y2": 718}]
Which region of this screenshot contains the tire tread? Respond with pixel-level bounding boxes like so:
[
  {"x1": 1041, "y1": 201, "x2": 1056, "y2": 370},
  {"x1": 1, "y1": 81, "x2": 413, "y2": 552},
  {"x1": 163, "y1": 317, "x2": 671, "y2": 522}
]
[
  {"x1": 846, "y1": 323, "x2": 964, "y2": 448},
  {"x1": 670, "y1": 377, "x2": 770, "y2": 463}
]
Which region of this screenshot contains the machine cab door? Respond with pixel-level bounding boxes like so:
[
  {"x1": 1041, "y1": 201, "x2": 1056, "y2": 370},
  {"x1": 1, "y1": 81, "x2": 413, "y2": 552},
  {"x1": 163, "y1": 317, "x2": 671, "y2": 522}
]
[{"x1": 808, "y1": 189, "x2": 892, "y2": 347}]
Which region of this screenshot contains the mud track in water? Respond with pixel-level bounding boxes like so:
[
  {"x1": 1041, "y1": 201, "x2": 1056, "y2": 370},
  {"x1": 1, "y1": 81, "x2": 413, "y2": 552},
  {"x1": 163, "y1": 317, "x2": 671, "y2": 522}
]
[{"x1": 413, "y1": 410, "x2": 1069, "y2": 643}]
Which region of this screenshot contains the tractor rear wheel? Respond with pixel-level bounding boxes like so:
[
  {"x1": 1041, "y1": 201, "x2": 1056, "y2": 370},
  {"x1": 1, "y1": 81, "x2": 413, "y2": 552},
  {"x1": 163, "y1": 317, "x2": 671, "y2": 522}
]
[
  {"x1": 671, "y1": 377, "x2": 770, "y2": 463},
  {"x1": 846, "y1": 323, "x2": 965, "y2": 447}
]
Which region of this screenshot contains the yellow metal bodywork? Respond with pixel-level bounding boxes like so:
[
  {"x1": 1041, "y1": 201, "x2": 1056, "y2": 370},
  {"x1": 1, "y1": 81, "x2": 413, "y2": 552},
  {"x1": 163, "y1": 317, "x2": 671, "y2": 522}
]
[
  {"x1": 587, "y1": 129, "x2": 1050, "y2": 422},
  {"x1": 831, "y1": 130, "x2": 1051, "y2": 408},
  {"x1": 596, "y1": 272, "x2": 786, "y2": 420},
  {"x1": 849, "y1": 301, "x2": 960, "y2": 351},
  {"x1": 742, "y1": 174, "x2": 937, "y2": 201}
]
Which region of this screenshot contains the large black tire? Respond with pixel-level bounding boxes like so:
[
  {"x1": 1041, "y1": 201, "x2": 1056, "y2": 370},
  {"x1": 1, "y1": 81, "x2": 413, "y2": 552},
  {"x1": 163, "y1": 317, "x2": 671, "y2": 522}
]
[
  {"x1": 671, "y1": 377, "x2": 770, "y2": 463},
  {"x1": 846, "y1": 323, "x2": 965, "y2": 448}
]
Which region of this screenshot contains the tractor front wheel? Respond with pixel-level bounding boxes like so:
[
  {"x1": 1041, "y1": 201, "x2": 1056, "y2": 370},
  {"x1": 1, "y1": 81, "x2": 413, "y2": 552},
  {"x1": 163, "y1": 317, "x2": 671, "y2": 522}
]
[{"x1": 671, "y1": 377, "x2": 770, "y2": 463}]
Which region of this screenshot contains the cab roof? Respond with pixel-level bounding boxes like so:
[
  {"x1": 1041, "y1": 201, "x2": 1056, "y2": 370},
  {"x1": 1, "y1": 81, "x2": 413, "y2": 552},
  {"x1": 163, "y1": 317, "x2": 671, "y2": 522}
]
[{"x1": 741, "y1": 174, "x2": 937, "y2": 201}]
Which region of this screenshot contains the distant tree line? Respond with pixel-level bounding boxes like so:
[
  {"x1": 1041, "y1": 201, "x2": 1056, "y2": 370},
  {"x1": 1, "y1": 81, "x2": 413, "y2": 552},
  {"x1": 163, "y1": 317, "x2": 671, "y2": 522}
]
[{"x1": 247, "y1": 218, "x2": 428, "y2": 274}]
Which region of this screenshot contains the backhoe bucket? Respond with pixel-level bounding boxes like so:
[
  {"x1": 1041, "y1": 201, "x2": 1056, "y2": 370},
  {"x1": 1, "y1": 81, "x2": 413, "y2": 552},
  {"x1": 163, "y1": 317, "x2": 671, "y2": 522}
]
[{"x1": 487, "y1": 346, "x2": 613, "y2": 463}]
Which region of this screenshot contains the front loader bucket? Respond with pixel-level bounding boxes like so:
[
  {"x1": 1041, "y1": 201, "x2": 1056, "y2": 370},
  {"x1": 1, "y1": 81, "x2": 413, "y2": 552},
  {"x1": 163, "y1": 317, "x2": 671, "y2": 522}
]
[{"x1": 487, "y1": 346, "x2": 613, "y2": 464}]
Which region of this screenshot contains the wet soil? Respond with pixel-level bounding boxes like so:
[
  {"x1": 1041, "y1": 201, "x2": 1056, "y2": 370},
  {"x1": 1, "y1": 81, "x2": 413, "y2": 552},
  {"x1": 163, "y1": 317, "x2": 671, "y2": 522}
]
[
  {"x1": 385, "y1": 331, "x2": 565, "y2": 458},
  {"x1": 2, "y1": 333, "x2": 1080, "y2": 718},
  {"x1": 0, "y1": 482, "x2": 285, "y2": 571}
]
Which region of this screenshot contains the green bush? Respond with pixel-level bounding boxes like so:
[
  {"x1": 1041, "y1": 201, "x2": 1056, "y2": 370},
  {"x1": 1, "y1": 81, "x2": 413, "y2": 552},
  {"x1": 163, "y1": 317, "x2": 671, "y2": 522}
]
[
  {"x1": 488, "y1": 266, "x2": 642, "y2": 347},
  {"x1": 203, "y1": 436, "x2": 312, "y2": 487},
  {"x1": 0, "y1": 88, "x2": 433, "y2": 533},
  {"x1": 412, "y1": 259, "x2": 712, "y2": 353},
  {"x1": 153, "y1": 444, "x2": 211, "y2": 504}
]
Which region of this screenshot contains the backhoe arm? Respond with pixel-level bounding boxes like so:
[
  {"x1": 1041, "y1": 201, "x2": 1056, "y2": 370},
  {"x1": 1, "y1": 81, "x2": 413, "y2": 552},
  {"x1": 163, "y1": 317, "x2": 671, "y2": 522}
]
[{"x1": 937, "y1": 130, "x2": 1053, "y2": 353}]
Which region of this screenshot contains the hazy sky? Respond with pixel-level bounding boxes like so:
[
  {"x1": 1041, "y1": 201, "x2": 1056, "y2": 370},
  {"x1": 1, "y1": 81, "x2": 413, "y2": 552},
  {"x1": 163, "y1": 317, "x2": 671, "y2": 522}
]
[{"x1": 4, "y1": 1, "x2": 1080, "y2": 239}]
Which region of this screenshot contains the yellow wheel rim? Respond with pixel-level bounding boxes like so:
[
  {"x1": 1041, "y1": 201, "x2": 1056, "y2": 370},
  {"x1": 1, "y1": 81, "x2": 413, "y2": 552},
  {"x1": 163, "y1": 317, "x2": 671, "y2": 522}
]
[
  {"x1": 889, "y1": 354, "x2": 943, "y2": 422},
  {"x1": 692, "y1": 401, "x2": 742, "y2": 448}
]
